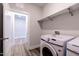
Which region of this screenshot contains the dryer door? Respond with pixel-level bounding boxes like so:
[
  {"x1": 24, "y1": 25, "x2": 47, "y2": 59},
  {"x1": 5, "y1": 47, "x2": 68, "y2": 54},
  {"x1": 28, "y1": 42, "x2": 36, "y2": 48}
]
[{"x1": 42, "y1": 42, "x2": 57, "y2": 56}]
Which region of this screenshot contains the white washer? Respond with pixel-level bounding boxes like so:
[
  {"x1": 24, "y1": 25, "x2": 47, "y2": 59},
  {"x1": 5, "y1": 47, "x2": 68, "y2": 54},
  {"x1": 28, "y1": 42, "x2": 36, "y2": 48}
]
[
  {"x1": 66, "y1": 37, "x2": 79, "y2": 56},
  {"x1": 40, "y1": 34, "x2": 75, "y2": 56}
]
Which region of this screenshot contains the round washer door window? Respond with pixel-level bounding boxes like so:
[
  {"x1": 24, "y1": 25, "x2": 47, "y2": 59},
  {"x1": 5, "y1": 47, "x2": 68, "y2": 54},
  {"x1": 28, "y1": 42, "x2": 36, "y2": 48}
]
[
  {"x1": 42, "y1": 42, "x2": 57, "y2": 56},
  {"x1": 42, "y1": 47, "x2": 53, "y2": 56}
]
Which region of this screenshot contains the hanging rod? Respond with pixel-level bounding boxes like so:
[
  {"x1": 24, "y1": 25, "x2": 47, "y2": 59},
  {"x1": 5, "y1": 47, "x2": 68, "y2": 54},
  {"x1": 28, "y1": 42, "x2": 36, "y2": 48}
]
[{"x1": 68, "y1": 8, "x2": 74, "y2": 16}]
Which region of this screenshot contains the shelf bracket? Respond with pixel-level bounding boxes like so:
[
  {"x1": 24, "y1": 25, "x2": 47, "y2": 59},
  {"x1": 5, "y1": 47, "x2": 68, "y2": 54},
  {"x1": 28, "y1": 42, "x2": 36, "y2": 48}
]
[
  {"x1": 68, "y1": 8, "x2": 74, "y2": 16},
  {"x1": 48, "y1": 17, "x2": 54, "y2": 21}
]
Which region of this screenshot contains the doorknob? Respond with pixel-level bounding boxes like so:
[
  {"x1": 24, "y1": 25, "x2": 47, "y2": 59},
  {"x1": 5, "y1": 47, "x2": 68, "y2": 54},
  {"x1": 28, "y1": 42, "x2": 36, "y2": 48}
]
[{"x1": 0, "y1": 38, "x2": 9, "y2": 40}]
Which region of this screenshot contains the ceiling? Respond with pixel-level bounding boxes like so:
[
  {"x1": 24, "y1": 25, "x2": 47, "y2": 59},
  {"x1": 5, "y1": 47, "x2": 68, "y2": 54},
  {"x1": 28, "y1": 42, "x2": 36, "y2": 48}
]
[{"x1": 30, "y1": 3, "x2": 47, "y2": 8}]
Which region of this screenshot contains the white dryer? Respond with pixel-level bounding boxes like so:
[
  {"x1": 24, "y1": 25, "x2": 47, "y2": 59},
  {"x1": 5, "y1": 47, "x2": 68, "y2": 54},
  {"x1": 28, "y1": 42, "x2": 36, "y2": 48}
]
[
  {"x1": 66, "y1": 37, "x2": 79, "y2": 56},
  {"x1": 40, "y1": 34, "x2": 75, "y2": 56}
]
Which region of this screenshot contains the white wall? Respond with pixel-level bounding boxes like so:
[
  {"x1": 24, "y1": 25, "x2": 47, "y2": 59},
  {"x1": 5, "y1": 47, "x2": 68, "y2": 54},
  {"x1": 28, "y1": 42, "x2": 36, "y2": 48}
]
[
  {"x1": 4, "y1": 3, "x2": 42, "y2": 49},
  {"x1": 43, "y1": 3, "x2": 76, "y2": 18},
  {"x1": 42, "y1": 9, "x2": 79, "y2": 36},
  {"x1": 23, "y1": 4, "x2": 42, "y2": 49}
]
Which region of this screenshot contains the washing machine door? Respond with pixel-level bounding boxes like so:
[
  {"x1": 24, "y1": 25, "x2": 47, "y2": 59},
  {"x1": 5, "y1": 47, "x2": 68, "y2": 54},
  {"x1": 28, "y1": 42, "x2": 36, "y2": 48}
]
[{"x1": 42, "y1": 42, "x2": 58, "y2": 56}]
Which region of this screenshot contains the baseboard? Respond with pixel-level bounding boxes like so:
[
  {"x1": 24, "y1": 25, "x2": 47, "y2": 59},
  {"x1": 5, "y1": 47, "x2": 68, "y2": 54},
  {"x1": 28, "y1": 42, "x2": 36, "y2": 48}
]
[{"x1": 29, "y1": 44, "x2": 40, "y2": 50}]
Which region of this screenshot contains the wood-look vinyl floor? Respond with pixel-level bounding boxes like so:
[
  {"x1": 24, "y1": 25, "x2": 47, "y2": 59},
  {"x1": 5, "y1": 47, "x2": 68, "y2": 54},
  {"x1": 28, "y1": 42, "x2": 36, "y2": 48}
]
[
  {"x1": 11, "y1": 44, "x2": 40, "y2": 56},
  {"x1": 29, "y1": 48, "x2": 40, "y2": 56}
]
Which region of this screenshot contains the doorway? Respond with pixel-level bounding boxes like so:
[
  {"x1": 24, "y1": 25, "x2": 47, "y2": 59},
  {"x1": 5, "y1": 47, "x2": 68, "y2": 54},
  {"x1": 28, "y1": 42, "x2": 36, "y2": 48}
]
[
  {"x1": 3, "y1": 9, "x2": 29, "y2": 56},
  {"x1": 0, "y1": 3, "x2": 3, "y2": 56}
]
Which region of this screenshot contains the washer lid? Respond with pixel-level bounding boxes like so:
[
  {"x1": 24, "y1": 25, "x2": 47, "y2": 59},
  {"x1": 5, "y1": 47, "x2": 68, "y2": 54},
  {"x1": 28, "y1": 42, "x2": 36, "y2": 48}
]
[
  {"x1": 52, "y1": 35, "x2": 75, "y2": 41},
  {"x1": 42, "y1": 42, "x2": 57, "y2": 56},
  {"x1": 41, "y1": 34, "x2": 75, "y2": 46},
  {"x1": 41, "y1": 34, "x2": 74, "y2": 41},
  {"x1": 67, "y1": 37, "x2": 79, "y2": 53}
]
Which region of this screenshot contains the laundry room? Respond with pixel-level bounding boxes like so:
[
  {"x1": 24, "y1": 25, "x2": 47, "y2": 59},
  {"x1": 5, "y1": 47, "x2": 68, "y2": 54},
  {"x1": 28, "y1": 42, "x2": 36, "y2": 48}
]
[
  {"x1": 1, "y1": 3, "x2": 79, "y2": 56},
  {"x1": 39, "y1": 3, "x2": 79, "y2": 56}
]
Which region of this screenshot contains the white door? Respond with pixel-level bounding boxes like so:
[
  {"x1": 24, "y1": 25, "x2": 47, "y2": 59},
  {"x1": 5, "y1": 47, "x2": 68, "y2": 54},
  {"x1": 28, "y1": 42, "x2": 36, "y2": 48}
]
[
  {"x1": 3, "y1": 10, "x2": 13, "y2": 56},
  {"x1": 3, "y1": 10, "x2": 29, "y2": 56}
]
